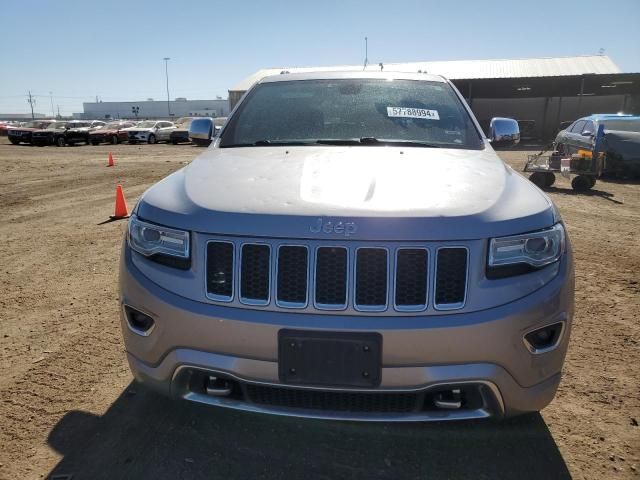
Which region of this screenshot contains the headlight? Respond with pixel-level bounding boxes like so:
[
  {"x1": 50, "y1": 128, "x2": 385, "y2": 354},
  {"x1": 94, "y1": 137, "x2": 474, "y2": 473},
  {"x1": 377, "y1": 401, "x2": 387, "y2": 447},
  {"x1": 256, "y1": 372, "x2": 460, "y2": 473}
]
[
  {"x1": 487, "y1": 223, "x2": 565, "y2": 278},
  {"x1": 128, "y1": 215, "x2": 190, "y2": 269}
]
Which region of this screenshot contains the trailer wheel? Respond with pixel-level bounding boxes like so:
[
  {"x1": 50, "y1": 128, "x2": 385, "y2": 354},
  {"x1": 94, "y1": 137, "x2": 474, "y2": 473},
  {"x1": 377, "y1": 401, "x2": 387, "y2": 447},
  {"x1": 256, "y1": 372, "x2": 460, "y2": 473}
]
[
  {"x1": 529, "y1": 172, "x2": 547, "y2": 188},
  {"x1": 571, "y1": 175, "x2": 593, "y2": 192},
  {"x1": 544, "y1": 172, "x2": 556, "y2": 187}
]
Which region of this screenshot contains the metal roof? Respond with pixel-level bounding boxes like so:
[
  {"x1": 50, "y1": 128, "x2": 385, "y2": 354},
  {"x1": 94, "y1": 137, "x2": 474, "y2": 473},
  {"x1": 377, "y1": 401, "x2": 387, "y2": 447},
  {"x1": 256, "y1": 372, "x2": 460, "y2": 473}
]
[{"x1": 230, "y1": 55, "x2": 621, "y2": 92}]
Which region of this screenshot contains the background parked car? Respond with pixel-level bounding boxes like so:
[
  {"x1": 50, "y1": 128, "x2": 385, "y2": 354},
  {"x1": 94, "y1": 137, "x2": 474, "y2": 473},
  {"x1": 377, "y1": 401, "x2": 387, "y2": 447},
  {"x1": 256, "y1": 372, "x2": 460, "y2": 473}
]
[
  {"x1": 554, "y1": 114, "x2": 640, "y2": 177},
  {"x1": 90, "y1": 120, "x2": 136, "y2": 145},
  {"x1": 64, "y1": 120, "x2": 106, "y2": 145},
  {"x1": 169, "y1": 117, "x2": 195, "y2": 144},
  {"x1": 7, "y1": 120, "x2": 57, "y2": 145},
  {"x1": 31, "y1": 121, "x2": 71, "y2": 146},
  {"x1": 554, "y1": 114, "x2": 636, "y2": 155},
  {"x1": 123, "y1": 120, "x2": 175, "y2": 144}
]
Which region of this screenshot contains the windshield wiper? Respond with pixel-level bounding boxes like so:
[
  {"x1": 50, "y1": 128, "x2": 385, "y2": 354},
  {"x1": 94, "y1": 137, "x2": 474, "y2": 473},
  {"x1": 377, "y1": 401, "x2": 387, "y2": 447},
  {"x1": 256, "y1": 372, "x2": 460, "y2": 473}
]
[{"x1": 315, "y1": 137, "x2": 441, "y2": 148}]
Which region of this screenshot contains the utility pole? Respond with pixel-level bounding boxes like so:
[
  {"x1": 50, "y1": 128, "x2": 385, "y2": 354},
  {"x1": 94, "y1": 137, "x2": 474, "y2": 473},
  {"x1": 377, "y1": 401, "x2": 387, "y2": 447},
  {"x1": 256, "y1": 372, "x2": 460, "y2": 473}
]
[
  {"x1": 363, "y1": 37, "x2": 369, "y2": 70},
  {"x1": 49, "y1": 92, "x2": 55, "y2": 117},
  {"x1": 27, "y1": 91, "x2": 36, "y2": 119},
  {"x1": 57, "y1": 105, "x2": 61, "y2": 118},
  {"x1": 163, "y1": 57, "x2": 171, "y2": 117}
]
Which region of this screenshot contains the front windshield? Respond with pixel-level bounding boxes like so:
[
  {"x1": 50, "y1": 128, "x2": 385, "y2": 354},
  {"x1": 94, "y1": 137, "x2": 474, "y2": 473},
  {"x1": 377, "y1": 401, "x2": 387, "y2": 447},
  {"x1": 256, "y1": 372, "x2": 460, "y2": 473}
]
[
  {"x1": 220, "y1": 79, "x2": 483, "y2": 149},
  {"x1": 104, "y1": 122, "x2": 124, "y2": 128},
  {"x1": 46, "y1": 122, "x2": 67, "y2": 130},
  {"x1": 136, "y1": 121, "x2": 157, "y2": 128},
  {"x1": 602, "y1": 119, "x2": 640, "y2": 132}
]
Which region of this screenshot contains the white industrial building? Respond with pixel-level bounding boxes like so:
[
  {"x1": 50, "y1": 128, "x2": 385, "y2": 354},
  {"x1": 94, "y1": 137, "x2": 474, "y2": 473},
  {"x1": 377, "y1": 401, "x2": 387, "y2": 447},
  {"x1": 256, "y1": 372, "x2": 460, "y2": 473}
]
[{"x1": 80, "y1": 98, "x2": 230, "y2": 120}]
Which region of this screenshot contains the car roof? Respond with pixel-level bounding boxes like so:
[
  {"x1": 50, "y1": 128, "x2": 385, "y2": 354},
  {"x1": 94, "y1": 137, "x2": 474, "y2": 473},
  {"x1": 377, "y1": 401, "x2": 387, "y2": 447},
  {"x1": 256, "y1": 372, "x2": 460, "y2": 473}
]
[
  {"x1": 581, "y1": 114, "x2": 640, "y2": 121},
  {"x1": 259, "y1": 70, "x2": 447, "y2": 85}
]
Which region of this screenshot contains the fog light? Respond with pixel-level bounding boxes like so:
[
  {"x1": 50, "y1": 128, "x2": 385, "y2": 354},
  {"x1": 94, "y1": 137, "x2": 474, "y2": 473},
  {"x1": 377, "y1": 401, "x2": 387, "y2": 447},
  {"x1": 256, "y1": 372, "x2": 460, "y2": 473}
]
[
  {"x1": 524, "y1": 322, "x2": 564, "y2": 353},
  {"x1": 124, "y1": 306, "x2": 155, "y2": 336}
]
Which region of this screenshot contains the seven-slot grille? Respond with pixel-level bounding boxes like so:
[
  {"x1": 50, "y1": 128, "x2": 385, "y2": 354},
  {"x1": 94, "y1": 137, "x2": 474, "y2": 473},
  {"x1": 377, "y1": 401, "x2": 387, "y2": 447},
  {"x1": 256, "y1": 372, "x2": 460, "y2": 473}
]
[{"x1": 206, "y1": 241, "x2": 468, "y2": 312}]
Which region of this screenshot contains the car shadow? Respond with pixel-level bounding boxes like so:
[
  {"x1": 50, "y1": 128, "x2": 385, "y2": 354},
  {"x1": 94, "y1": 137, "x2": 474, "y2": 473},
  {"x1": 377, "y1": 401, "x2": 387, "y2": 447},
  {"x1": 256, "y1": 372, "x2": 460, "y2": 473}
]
[
  {"x1": 46, "y1": 382, "x2": 570, "y2": 480},
  {"x1": 544, "y1": 186, "x2": 625, "y2": 204}
]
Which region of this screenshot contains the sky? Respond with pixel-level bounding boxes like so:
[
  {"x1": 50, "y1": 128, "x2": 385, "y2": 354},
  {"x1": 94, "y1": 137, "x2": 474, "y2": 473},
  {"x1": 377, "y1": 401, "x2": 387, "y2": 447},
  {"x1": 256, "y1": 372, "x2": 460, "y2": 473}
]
[{"x1": 1, "y1": 0, "x2": 639, "y2": 116}]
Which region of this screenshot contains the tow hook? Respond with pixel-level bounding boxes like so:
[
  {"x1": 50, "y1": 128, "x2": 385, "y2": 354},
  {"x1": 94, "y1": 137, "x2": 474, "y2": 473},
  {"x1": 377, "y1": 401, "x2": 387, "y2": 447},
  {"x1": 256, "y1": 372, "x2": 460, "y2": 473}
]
[
  {"x1": 434, "y1": 388, "x2": 462, "y2": 409},
  {"x1": 205, "y1": 376, "x2": 233, "y2": 397}
]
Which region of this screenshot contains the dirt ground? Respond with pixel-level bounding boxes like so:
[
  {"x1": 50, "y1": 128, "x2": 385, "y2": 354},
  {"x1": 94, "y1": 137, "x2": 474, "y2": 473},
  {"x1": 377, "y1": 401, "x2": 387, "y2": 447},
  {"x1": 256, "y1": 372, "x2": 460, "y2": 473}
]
[{"x1": 0, "y1": 138, "x2": 638, "y2": 480}]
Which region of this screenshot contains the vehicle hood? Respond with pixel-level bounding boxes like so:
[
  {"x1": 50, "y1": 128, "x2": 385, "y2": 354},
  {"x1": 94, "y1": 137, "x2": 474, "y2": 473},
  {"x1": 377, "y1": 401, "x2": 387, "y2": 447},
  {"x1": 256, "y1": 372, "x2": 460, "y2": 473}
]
[
  {"x1": 68, "y1": 127, "x2": 90, "y2": 132},
  {"x1": 9, "y1": 127, "x2": 38, "y2": 133},
  {"x1": 137, "y1": 144, "x2": 555, "y2": 241},
  {"x1": 124, "y1": 127, "x2": 153, "y2": 132},
  {"x1": 32, "y1": 129, "x2": 56, "y2": 134}
]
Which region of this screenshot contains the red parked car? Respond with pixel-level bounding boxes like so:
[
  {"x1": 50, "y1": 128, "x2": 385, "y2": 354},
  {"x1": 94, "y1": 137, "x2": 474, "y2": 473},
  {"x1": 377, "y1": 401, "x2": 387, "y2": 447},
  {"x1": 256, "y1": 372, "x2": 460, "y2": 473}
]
[
  {"x1": 89, "y1": 120, "x2": 136, "y2": 145},
  {"x1": 7, "y1": 120, "x2": 57, "y2": 144}
]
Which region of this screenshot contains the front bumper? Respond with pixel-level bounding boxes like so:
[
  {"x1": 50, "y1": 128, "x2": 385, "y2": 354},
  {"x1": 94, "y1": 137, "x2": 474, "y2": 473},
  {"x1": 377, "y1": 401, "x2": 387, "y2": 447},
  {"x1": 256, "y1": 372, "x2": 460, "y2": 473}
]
[
  {"x1": 128, "y1": 132, "x2": 150, "y2": 142},
  {"x1": 119, "y1": 245, "x2": 574, "y2": 420}
]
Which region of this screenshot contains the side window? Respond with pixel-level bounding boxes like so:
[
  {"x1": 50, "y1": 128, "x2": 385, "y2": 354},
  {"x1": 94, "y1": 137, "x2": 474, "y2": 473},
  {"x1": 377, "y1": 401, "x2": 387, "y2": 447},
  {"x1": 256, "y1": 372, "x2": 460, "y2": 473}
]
[
  {"x1": 570, "y1": 120, "x2": 586, "y2": 133},
  {"x1": 582, "y1": 121, "x2": 595, "y2": 134}
]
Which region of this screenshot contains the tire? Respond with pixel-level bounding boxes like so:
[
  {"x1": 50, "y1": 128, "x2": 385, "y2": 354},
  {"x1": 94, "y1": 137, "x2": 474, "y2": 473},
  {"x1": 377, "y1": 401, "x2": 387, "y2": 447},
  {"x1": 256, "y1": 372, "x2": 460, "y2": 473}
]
[
  {"x1": 556, "y1": 143, "x2": 565, "y2": 155},
  {"x1": 587, "y1": 176, "x2": 596, "y2": 188},
  {"x1": 171, "y1": 139, "x2": 179, "y2": 145},
  {"x1": 544, "y1": 172, "x2": 556, "y2": 187},
  {"x1": 9, "y1": 138, "x2": 20, "y2": 145},
  {"x1": 111, "y1": 135, "x2": 119, "y2": 145},
  {"x1": 56, "y1": 136, "x2": 66, "y2": 147},
  {"x1": 529, "y1": 172, "x2": 547, "y2": 189},
  {"x1": 148, "y1": 134, "x2": 156, "y2": 144},
  {"x1": 91, "y1": 140, "x2": 99, "y2": 146},
  {"x1": 571, "y1": 175, "x2": 593, "y2": 192}
]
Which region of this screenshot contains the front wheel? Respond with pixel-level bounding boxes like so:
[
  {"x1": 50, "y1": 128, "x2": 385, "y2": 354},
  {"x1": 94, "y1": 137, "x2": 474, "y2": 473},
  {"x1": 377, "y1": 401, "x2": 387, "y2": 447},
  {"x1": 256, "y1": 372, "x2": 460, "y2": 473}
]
[
  {"x1": 111, "y1": 135, "x2": 119, "y2": 145},
  {"x1": 91, "y1": 140, "x2": 99, "y2": 145},
  {"x1": 10, "y1": 138, "x2": 20, "y2": 145},
  {"x1": 529, "y1": 172, "x2": 547, "y2": 189},
  {"x1": 148, "y1": 134, "x2": 156, "y2": 144},
  {"x1": 56, "y1": 136, "x2": 66, "y2": 147},
  {"x1": 571, "y1": 175, "x2": 593, "y2": 192}
]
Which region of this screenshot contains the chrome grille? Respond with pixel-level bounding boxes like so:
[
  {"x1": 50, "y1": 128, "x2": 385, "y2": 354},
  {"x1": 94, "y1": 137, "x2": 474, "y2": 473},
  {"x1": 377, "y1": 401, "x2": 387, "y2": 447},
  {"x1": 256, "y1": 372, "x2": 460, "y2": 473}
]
[
  {"x1": 205, "y1": 240, "x2": 468, "y2": 313},
  {"x1": 240, "y1": 244, "x2": 271, "y2": 305},
  {"x1": 435, "y1": 247, "x2": 468, "y2": 310},
  {"x1": 206, "y1": 241, "x2": 234, "y2": 300},
  {"x1": 314, "y1": 247, "x2": 348, "y2": 309},
  {"x1": 276, "y1": 246, "x2": 309, "y2": 308},
  {"x1": 395, "y1": 248, "x2": 429, "y2": 311},
  {"x1": 355, "y1": 248, "x2": 388, "y2": 311}
]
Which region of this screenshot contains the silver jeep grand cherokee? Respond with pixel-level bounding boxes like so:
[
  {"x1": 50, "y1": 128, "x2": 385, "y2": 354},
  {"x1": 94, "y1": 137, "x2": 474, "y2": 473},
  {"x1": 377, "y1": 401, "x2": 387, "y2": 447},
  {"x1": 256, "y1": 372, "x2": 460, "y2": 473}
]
[{"x1": 119, "y1": 71, "x2": 574, "y2": 421}]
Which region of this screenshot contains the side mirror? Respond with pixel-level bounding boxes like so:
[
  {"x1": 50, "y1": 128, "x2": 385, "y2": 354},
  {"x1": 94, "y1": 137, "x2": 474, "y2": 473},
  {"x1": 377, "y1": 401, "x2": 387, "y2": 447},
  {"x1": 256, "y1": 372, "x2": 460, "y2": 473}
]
[
  {"x1": 581, "y1": 130, "x2": 593, "y2": 137},
  {"x1": 489, "y1": 117, "x2": 520, "y2": 148},
  {"x1": 189, "y1": 117, "x2": 214, "y2": 146}
]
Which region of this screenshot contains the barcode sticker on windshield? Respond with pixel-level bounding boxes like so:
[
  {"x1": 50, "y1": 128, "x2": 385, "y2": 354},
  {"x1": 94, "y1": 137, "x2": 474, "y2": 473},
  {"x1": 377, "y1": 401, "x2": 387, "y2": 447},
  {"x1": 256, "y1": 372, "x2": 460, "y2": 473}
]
[{"x1": 387, "y1": 107, "x2": 440, "y2": 120}]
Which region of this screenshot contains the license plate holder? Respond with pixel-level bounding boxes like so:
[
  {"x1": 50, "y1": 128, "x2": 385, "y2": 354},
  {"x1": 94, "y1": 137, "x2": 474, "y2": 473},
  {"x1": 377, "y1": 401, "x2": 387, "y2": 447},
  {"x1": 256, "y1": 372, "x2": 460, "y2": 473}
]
[{"x1": 278, "y1": 330, "x2": 382, "y2": 387}]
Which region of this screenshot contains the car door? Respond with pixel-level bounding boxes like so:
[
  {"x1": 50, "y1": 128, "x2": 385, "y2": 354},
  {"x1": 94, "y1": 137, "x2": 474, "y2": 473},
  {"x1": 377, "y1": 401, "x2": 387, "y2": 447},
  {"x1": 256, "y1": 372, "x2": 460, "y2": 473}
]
[
  {"x1": 575, "y1": 120, "x2": 595, "y2": 152},
  {"x1": 563, "y1": 120, "x2": 586, "y2": 154},
  {"x1": 157, "y1": 122, "x2": 175, "y2": 141}
]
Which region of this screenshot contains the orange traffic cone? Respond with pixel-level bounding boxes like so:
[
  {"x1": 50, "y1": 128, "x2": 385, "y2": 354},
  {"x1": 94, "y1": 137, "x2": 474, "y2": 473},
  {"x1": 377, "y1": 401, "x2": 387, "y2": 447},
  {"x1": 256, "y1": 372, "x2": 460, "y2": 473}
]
[
  {"x1": 111, "y1": 185, "x2": 129, "y2": 219},
  {"x1": 107, "y1": 152, "x2": 115, "y2": 167}
]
